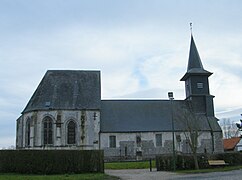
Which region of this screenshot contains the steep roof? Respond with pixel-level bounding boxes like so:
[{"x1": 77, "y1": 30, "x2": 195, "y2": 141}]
[
  {"x1": 22, "y1": 70, "x2": 101, "y2": 113},
  {"x1": 223, "y1": 137, "x2": 241, "y2": 151},
  {"x1": 100, "y1": 100, "x2": 221, "y2": 133},
  {"x1": 181, "y1": 35, "x2": 212, "y2": 81}
]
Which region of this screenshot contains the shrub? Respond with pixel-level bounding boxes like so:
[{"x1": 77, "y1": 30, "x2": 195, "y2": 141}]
[
  {"x1": 0, "y1": 150, "x2": 104, "y2": 174},
  {"x1": 156, "y1": 152, "x2": 242, "y2": 171}
]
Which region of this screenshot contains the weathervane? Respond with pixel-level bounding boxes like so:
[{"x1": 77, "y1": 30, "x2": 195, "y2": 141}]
[{"x1": 190, "y1": 22, "x2": 193, "y2": 34}]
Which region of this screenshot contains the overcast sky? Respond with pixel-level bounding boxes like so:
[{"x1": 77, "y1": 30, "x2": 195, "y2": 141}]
[{"x1": 1, "y1": 0, "x2": 242, "y2": 148}]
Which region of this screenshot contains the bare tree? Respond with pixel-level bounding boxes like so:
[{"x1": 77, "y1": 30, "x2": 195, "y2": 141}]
[
  {"x1": 175, "y1": 102, "x2": 202, "y2": 170},
  {"x1": 221, "y1": 118, "x2": 239, "y2": 138}
]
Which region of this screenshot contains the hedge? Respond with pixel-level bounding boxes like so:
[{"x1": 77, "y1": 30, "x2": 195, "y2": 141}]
[
  {"x1": 156, "y1": 152, "x2": 242, "y2": 171},
  {"x1": 156, "y1": 154, "x2": 208, "y2": 171},
  {"x1": 0, "y1": 150, "x2": 104, "y2": 174}
]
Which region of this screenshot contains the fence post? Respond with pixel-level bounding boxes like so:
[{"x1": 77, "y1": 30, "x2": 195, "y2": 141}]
[{"x1": 149, "y1": 158, "x2": 152, "y2": 172}]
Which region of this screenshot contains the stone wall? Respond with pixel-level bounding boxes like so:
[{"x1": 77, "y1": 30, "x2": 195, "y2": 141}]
[
  {"x1": 16, "y1": 110, "x2": 100, "y2": 150},
  {"x1": 213, "y1": 131, "x2": 224, "y2": 153},
  {"x1": 100, "y1": 131, "x2": 223, "y2": 161}
]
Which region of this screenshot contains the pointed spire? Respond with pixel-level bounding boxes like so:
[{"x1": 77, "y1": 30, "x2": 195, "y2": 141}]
[
  {"x1": 187, "y1": 35, "x2": 204, "y2": 71},
  {"x1": 181, "y1": 35, "x2": 212, "y2": 81}
]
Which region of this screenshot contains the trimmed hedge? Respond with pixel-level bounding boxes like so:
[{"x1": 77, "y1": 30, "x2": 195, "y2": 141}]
[
  {"x1": 156, "y1": 152, "x2": 242, "y2": 171},
  {"x1": 156, "y1": 154, "x2": 208, "y2": 171},
  {"x1": 0, "y1": 150, "x2": 104, "y2": 174},
  {"x1": 209, "y1": 152, "x2": 242, "y2": 166}
]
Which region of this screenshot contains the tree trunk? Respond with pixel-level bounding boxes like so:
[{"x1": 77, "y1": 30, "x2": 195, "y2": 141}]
[{"x1": 192, "y1": 153, "x2": 199, "y2": 170}]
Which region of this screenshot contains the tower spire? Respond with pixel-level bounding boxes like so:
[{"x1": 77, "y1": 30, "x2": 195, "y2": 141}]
[
  {"x1": 187, "y1": 35, "x2": 204, "y2": 71},
  {"x1": 180, "y1": 32, "x2": 215, "y2": 116},
  {"x1": 181, "y1": 35, "x2": 212, "y2": 81}
]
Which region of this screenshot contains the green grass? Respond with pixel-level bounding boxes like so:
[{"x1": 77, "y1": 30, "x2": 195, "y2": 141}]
[
  {"x1": 0, "y1": 173, "x2": 118, "y2": 180},
  {"x1": 105, "y1": 160, "x2": 156, "y2": 169},
  {"x1": 105, "y1": 160, "x2": 242, "y2": 174},
  {"x1": 177, "y1": 165, "x2": 242, "y2": 174}
]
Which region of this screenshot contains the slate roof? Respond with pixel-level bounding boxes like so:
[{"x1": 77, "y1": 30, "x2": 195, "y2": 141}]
[
  {"x1": 181, "y1": 35, "x2": 212, "y2": 81},
  {"x1": 223, "y1": 137, "x2": 241, "y2": 151},
  {"x1": 22, "y1": 70, "x2": 101, "y2": 113},
  {"x1": 100, "y1": 100, "x2": 221, "y2": 133}
]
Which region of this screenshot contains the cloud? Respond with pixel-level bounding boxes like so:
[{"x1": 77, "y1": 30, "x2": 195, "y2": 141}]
[
  {"x1": 1, "y1": 22, "x2": 242, "y2": 109},
  {"x1": 1, "y1": 0, "x2": 242, "y2": 148},
  {"x1": 198, "y1": 34, "x2": 242, "y2": 110}
]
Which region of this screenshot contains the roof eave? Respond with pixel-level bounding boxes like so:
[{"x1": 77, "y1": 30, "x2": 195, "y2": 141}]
[{"x1": 180, "y1": 71, "x2": 213, "y2": 81}]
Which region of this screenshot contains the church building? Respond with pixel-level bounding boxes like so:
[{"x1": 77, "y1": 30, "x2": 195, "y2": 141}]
[{"x1": 16, "y1": 35, "x2": 224, "y2": 160}]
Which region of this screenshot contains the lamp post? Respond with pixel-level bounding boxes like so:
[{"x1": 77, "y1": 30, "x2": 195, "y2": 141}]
[{"x1": 168, "y1": 92, "x2": 176, "y2": 171}]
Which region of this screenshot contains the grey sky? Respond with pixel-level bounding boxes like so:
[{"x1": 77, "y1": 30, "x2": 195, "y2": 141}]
[{"x1": 1, "y1": 0, "x2": 242, "y2": 148}]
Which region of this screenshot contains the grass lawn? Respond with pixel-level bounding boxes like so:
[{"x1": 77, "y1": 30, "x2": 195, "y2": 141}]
[
  {"x1": 105, "y1": 160, "x2": 242, "y2": 174},
  {"x1": 2, "y1": 163, "x2": 241, "y2": 180},
  {"x1": 0, "y1": 173, "x2": 118, "y2": 180},
  {"x1": 105, "y1": 160, "x2": 156, "y2": 169}
]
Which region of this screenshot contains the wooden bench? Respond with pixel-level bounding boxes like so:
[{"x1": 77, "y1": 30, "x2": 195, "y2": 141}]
[{"x1": 208, "y1": 160, "x2": 228, "y2": 166}]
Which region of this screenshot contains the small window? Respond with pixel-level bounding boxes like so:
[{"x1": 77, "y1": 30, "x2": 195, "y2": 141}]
[
  {"x1": 156, "y1": 134, "x2": 162, "y2": 147},
  {"x1": 56, "y1": 114, "x2": 62, "y2": 127},
  {"x1": 197, "y1": 83, "x2": 203, "y2": 89},
  {"x1": 125, "y1": 146, "x2": 128, "y2": 156},
  {"x1": 176, "y1": 135, "x2": 181, "y2": 142},
  {"x1": 136, "y1": 136, "x2": 141, "y2": 147},
  {"x1": 45, "y1": 101, "x2": 51, "y2": 107},
  {"x1": 109, "y1": 136, "x2": 116, "y2": 148}
]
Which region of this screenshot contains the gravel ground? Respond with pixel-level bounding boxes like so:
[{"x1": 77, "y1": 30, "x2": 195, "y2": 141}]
[{"x1": 106, "y1": 169, "x2": 177, "y2": 180}]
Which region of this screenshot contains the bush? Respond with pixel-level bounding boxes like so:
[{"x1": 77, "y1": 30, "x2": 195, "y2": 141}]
[
  {"x1": 211, "y1": 152, "x2": 242, "y2": 166},
  {"x1": 0, "y1": 150, "x2": 104, "y2": 174},
  {"x1": 156, "y1": 152, "x2": 242, "y2": 171}
]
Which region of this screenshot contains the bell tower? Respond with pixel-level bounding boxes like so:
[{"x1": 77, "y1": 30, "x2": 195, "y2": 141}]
[{"x1": 181, "y1": 35, "x2": 215, "y2": 116}]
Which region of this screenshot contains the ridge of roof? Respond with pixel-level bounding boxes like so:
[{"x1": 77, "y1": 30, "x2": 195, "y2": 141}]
[
  {"x1": 46, "y1": 69, "x2": 100, "y2": 73},
  {"x1": 101, "y1": 99, "x2": 185, "y2": 102}
]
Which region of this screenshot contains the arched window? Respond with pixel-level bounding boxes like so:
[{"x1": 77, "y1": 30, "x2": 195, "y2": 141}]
[
  {"x1": 26, "y1": 118, "x2": 31, "y2": 146},
  {"x1": 43, "y1": 116, "x2": 53, "y2": 145},
  {"x1": 67, "y1": 121, "x2": 76, "y2": 144}
]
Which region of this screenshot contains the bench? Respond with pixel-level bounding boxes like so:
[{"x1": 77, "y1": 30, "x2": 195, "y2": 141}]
[{"x1": 208, "y1": 160, "x2": 228, "y2": 166}]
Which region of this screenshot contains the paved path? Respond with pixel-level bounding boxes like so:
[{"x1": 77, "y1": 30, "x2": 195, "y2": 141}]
[
  {"x1": 106, "y1": 169, "x2": 242, "y2": 180},
  {"x1": 106, "y1": 169, "x2": 175, "y2": 180}
]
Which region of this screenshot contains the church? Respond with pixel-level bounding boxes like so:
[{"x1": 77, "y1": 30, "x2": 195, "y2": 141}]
[{"x1": 16, "y1": 35, "x2": 224, "y2": 160}]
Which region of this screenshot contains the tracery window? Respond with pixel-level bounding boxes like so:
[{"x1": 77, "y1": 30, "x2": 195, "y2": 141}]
[
  {"x1": 67, "y1": 121, "x2": 76, "y2": 144},
  {"x1": 43, "y1": 116, "x2": 53, "y2": 145}
]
